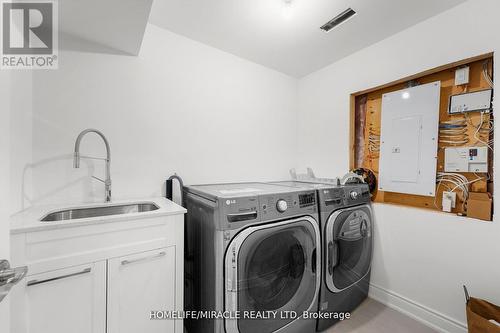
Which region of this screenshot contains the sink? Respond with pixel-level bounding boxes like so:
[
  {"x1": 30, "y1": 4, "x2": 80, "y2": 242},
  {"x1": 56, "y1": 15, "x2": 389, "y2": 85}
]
[{"x1": 40, "y1": 203, "x2": 160, "y2": 222}]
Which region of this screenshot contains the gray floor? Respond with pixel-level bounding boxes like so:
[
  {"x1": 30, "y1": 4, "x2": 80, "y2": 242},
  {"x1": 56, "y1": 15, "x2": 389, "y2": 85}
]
[{"x1": 323, "y1": 298, "x2": 438, "y2": 333}]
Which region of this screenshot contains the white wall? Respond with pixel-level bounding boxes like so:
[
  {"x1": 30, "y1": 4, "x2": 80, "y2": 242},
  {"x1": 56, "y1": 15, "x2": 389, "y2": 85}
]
[
  {"x1": 27, "y1": 24, "x2": 298, "y2": 206},
  {"x1": 1, "y1": 67, "x2": 33, "y2": 333},
  {"x1": 0, "y1": 68, "x2": 12, "y2": 333},
  {"x1": 9, "y1": 73, "x2": 33, "y2": 213},
  {"x1": 297, "y1": 0, "x2": 500, "y2": 331}
]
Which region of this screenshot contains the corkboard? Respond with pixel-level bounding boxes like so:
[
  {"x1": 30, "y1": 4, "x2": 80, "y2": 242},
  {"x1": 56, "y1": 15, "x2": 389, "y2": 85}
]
[{"x1": 351, "y1": 54, "x2": 494, "y2": 218}]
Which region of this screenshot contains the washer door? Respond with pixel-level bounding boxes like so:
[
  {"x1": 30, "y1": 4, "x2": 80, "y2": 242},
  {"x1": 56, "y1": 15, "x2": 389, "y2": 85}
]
[
  {"x1": 225, "y1": 217, "x2": 320, "y2": 333},
  {"x1": 325, "y1": 205, "x2": 372, "y2": 293}
]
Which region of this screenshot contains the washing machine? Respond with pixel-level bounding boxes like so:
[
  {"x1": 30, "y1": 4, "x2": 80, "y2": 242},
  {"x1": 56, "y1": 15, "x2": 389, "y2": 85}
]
[
  {"x1": 183, "y1": 182, "x2": 321, "y2": 333},
  {"x1": 269, "y1": 181, "x2": 373, "y2": 331}
]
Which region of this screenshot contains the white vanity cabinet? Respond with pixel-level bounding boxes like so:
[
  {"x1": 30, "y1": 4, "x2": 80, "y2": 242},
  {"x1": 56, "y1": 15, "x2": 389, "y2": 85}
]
[
  {"x1": 22, "y1": 261, "x2": 107, "y2": 333},
  {"x1": 107, "y1": 247, "x2": 176, "y2": 333},
  {"x1": 10, "y1": 198, "x2": 185, "y2": 333}
]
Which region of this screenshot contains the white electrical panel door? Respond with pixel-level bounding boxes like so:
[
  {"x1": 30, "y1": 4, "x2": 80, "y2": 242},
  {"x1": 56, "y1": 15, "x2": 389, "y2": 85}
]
[{"x1": 378, "y1": 81, "x2": 441, "y2": 196}]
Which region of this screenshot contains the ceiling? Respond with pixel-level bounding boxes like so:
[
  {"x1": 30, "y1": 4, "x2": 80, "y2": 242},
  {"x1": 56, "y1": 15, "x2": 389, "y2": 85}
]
[
  {"x1": 60, "y1": 0, "x2": 153, "y2": 55},
  {"x1": 149, "y1": 0, "x2": 467, "y2": 77}
]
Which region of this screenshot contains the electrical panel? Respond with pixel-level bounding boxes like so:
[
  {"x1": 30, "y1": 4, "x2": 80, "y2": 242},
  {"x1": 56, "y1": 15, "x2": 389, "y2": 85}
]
[
  {"x1": 378, "y1": 81, "x2": 441, "y2": 196},
  {"x1": 444, "y1": 146, "x2": 488, "y2": 172},
  {"x1": 448, "y1": 89, "x2": 493, "y2": 114}
]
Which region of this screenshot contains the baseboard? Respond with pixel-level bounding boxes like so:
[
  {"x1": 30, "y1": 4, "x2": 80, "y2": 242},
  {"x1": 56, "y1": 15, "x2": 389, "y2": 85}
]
[{"x1": 368, "y1": 283, "x2": 467, "y2": 333}]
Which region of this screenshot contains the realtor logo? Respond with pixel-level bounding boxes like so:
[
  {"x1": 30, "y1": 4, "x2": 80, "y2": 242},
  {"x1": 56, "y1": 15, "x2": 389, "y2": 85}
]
[{"x1": 1, "y1": 0, "x2": 58, "y2": 69}]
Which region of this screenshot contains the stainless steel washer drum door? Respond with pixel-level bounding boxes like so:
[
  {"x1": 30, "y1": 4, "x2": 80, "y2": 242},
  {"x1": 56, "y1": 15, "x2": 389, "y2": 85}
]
[
  {"x1": 325, "y1": 205, "x2": 373, "y2": 293},
  {"x1": 225, "y1": 217, "x2": 320, "y2": 333}
]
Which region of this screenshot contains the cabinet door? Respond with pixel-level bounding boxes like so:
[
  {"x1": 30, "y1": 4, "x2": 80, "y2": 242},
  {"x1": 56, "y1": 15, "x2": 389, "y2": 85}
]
[
  {"x1": 107, "y1": 247, "x2": 176, "y2": 333},
  {"x1": 20, "y1": 261, "x2": 106, "y2": 333}
]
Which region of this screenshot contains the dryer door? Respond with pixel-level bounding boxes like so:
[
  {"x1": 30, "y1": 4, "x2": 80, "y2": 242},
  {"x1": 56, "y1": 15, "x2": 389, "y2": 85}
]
[
  {"x1": 325, "y1": 205, "x2": 373, "y2": 293},
  {"x1": 225, "y1": 217, "x2": 320, "y2": 333}
]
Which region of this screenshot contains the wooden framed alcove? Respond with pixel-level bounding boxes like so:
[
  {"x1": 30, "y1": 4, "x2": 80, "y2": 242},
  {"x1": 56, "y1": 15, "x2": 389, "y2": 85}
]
[{"x1": 350, "y1": 53, "x2": 494, "y2": 219}]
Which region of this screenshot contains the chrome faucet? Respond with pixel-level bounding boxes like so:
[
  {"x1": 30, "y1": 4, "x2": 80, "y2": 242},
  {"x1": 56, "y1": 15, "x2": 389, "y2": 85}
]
[{"x1": 73, "y1": 129, "x2": 112, "y2": 202}]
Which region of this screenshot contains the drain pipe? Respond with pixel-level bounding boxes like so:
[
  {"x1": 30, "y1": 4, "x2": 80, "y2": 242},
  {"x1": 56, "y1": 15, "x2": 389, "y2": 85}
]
[
  {"x1": 166, "y1": 173, "x2": 190, "y2": 269},
  {"x1": 166, "y1": 173, "x2": 184, "y2": 207}
]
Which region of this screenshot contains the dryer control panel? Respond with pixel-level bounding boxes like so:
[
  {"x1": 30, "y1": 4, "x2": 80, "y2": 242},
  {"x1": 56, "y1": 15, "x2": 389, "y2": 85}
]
[
  {"x1": 344, "y1": 184, "x2": 370, "y2": 206},
  {"x1": 319, "y1": 184, "x2": 370, "y2": 211}
]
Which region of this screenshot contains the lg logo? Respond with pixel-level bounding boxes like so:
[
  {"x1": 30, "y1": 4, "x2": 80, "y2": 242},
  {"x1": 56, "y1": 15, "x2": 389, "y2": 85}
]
[{"x1": 1, "y1": 0, "x2": 57, "y2": 69}]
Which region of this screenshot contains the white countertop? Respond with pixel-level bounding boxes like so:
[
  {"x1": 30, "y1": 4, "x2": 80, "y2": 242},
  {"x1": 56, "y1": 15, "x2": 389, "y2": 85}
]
[{"x1": 10, "y1": 197, "x2": 186, "y2": 234}]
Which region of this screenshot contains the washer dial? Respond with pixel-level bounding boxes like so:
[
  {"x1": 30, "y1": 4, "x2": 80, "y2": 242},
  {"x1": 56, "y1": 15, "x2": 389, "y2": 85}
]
[{"x1": 276, "y1": 199, "x2": 288, "y2": 213}]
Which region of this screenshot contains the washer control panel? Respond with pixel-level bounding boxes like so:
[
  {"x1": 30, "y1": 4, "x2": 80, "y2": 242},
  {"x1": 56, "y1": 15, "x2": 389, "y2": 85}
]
[
  {"x1": 261, "y1": 190, "x2": 317, "y2": 220},
  {"x1": 220, "y1": 190, "x2": 317, "y2": 226},
  {"x1": 298, "y1": 192, "x2": 316, "y2": 207}
]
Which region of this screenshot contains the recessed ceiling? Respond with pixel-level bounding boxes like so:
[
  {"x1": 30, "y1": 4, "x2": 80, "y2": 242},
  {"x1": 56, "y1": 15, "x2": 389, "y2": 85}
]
[{"x1": 149, "y1": 0, "x2": 467, "y2": 77}]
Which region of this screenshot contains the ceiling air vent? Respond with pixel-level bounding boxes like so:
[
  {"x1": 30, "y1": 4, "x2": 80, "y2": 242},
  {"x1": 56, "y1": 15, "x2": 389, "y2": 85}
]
[{"x1": 320, "y1": 8, "x2": 357, "y2": 32}]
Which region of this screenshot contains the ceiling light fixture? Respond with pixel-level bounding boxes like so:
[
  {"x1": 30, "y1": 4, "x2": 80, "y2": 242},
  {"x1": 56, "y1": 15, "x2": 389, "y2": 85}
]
[
  {"x1": 282, "y1": 0, "x2": 294, "y2": 20},
  {"x1": 320, "y1": 8, "x2": 357, "y2": 32}
]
